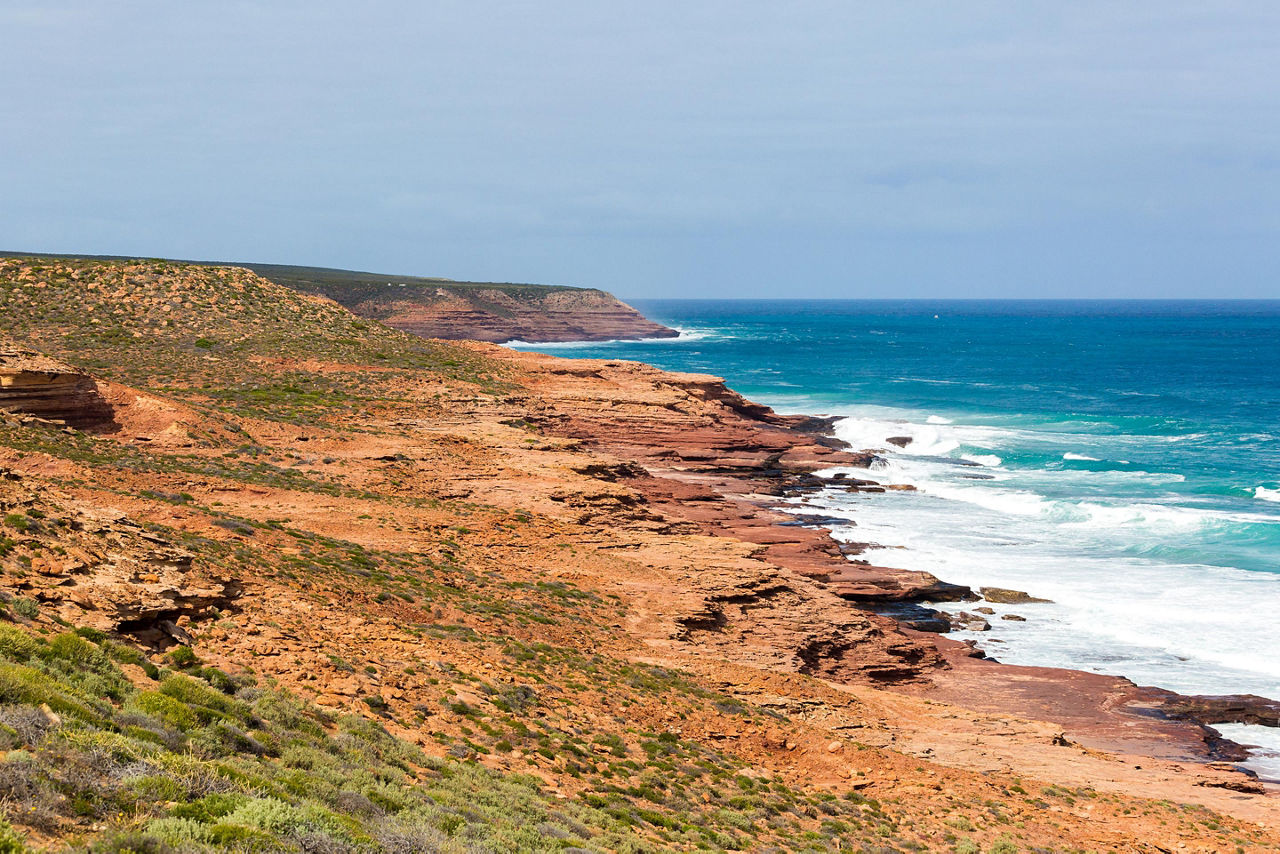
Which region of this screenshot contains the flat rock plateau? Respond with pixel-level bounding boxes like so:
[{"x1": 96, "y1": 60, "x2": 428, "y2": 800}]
[{"x1": 0, "y1": 254, "x2": 1275, "y2": 852}]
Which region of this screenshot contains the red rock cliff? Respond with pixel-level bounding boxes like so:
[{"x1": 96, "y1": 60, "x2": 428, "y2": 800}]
[{"x1": 361, "y1": 285, "x2": 678, "y2": 343}]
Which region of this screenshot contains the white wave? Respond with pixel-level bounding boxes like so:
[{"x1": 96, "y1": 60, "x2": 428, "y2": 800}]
[
  {"x1": 1032, "y1": 469, "x2": 1187, "y2": 485},
  {"x1": 926, "y1": 415, "x2": 953, "y2": 424},
  {"x1": 961, "y1": 454, "x2": 1002, "y2": 467},
  {"x1": 802, "y1": 460, "x2": 1280, "y2": 699},
  {"x1": 1050, "y1": 501, "x2": 1218, "y2": 531},
  {"x1": 833, "y1": 415, "x2": 977, "y2": 458},
  {"x1": 1213, "y1": 723, "x2": 1280, "y2": 783},
  {"x1": 916, "y1": 482, "x2": 1048, "y2": 516},
  {"x1": 1161, "y1": 432, "x2": 1207, "y2": 443},
  {"x1": 502, "y1": 325, "x2": 720, "y2": 348},
  {"x1": 803, "y1": 407, "x2": 1280, "y2": 704},
  {"x1": 809, "y1": 489, "x2": 1280, "y2": 698},
  {"x1": 663, "y1": 325, "x2": 721, "y2": 341}
]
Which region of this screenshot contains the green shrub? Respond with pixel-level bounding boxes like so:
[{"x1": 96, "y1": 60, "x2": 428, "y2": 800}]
[
  {"x1": 990, "y1": 835, "x2": 1020, "y2": 854},
  {"x1": 167, "y1": 646, "x2": 199, "y2": 669},
  {"x1": 157, "y1": 675, "x2": 244, "y2": 723},
  {"x1": 223, "y1": 797, "x2": 304, "y2": 834},
  {"x1": 131, "y1": 691, "x2": 198, "y2": 731},
  {"x1": 0, "y1": 663, "x2": 103, "y2": 723},
  {"x1": 130, "y1": 774, "x2": 185, "y2": 802},
  {"x1": 0, "y1": 817, "x2": 24, "y2": 854},
  {"x1": 205, "y1": 824, "x2": 276, "y2": 847},
  {"x1": 145, "y1": 816, "x2": 213, "y2": 845},
  {"x1": 198, "y1": 667, "x2": 233, "y2": 693},
  {"x1": 169, "y1": 792, "x2": 248, "y2": 823},
  {"x1": 9, "y1": 599, "x2": 37, "y2": 620},
  {"x1": 0, "y1": 626, "x2": 39, "y2": 662},
  {"x1": 47, "y1": 632, "x2": 110, "y2": 670}
]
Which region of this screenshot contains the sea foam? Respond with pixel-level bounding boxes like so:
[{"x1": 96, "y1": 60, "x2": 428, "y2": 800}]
[
  {"x1": 817, "y1": 408, "x2": 1280, "y2": 703},
  {"x1": 1256, "y1": 486, "x2": 1280, "y2": 503}
]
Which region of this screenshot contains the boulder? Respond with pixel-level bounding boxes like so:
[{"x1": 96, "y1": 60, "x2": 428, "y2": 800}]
[
  {"x1": 948, "y1": 612, "x2": 991, "y2": 632},
  {"x1": 980, "y1": 586, "x2": 1052, "y2": 604}
]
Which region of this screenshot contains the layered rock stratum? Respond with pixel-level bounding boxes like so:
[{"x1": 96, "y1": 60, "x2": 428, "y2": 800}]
[
  {"x1": 0, "y1": 342, "x2": 114, "y2": 428},
  {"x1": 0, "y1": 254, "x2": 1275, "y2": 852},
  {"x1": 242, "y1": 262, "x2": 680, "y2": 343}
]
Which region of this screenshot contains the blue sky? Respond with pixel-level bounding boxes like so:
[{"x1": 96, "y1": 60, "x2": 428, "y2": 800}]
[{"x1": 2, "y1": 2, "x2": 1278, "y2": 298}]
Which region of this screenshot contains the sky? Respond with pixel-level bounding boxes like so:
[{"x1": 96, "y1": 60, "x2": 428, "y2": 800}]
[{"x1": 2, "y1": 1, "x2": 1279, "y2": 298}]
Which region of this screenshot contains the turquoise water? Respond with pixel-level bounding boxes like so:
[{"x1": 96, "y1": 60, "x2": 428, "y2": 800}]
[{"x1": 513, "y1": 300, "x2": 1280, "y2": 765}]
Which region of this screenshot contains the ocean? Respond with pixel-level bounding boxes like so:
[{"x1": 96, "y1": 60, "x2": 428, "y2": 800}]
[{"x1": 509, "y1": 299, "x2": 1280, "y2": 776}]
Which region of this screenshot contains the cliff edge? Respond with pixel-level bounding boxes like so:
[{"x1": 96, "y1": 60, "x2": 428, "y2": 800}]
[
  {"x1": 0, "y1": 253, "x2": 679, "y2": 344},
  {"x1": 245, "y1": 262, "x2": 679, "y2": 343}
]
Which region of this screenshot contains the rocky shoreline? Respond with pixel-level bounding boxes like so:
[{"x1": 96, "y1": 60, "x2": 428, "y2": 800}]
[{"x1": 507, "y1": 346, "x2": 1280, "y2": 787}]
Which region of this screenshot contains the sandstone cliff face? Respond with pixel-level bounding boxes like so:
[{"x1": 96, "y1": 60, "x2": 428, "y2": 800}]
[
  {"x1": 338, "y1": 285, "x2": 677, "y2": 343},
  {"x1": 0, "y1": 343, "x2": 114, "y2": 428},
  {"x1": 242, "y1": 262, "x2": 680, "y2": 343}
]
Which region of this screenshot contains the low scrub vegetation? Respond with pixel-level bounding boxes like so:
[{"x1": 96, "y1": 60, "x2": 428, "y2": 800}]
[{"x1": 0, "y1": 621, "x2": 657, "y2": 852}]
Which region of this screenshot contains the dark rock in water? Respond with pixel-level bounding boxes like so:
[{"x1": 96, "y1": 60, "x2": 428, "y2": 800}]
[
  {"x1": 959, "y1": 473, "x2": 996, "y2": 480},
  {"x1": 948, "y1": 611, "x2": 991, "y2": 632},
  {"x1": 1001, "y1": 614, "x2": 1027, "y2": 622},
  {"x1": 980, "y1": 586, "x2": 1053, "y2": 604},
  {"x1": 974, "y1": 606, "x2": 995, "y2": 615},
  {"x1": 777, "y1": 515, "x2": 850, "y2": 528},
  {"x1": 917, "y1": 579, "x2": 976, "y2": 602},
  {"x1": 1161, "y1": 695, "x2": 1280, "y2": 728},
  {"x1": 788, "y1": 415, "x2": 842, "y2": 435},
  {"x1": 869, "y1": 602, "x2": 951, "y2": 633},
  {"x1": 886, "y1": 436, "x2": 913, "y2": 448}
]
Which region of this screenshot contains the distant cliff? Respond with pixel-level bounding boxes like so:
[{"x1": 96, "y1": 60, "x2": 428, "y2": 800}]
[
  {"x1": 0, "y1": 253, "x2": 678, "y2": 344},
  {"x1": 243, "y1": 263, "x2": 679, "y2": 344}
]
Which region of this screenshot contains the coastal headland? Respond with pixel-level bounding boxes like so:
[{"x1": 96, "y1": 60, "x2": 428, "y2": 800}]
[{"x1": 0, "y1": 255, "x2": 1276, "y2": 851}]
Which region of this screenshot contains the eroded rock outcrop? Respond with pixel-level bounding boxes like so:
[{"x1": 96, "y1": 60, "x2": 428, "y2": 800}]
[
  {"x1": 0, "y1": 343, "x2": 114, "y2": 428},
  {"x1": 508, "y1": 352, "x2": 949, "y2": 683},
  {"x1": 0, "y1": 472, "x2": 239, "y2": 642}
]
